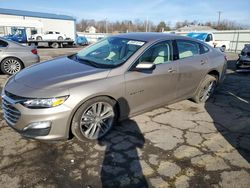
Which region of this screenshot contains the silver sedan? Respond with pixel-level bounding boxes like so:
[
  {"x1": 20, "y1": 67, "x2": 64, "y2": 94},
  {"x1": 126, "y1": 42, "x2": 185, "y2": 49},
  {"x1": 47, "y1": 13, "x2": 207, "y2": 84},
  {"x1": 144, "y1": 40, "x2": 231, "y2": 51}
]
[
  {"x1": 2, "y1": 33, "x2": 227, "y2": 141},
  {"x1": 0, "y1": 37, "x2": 40, "y2": 75}
]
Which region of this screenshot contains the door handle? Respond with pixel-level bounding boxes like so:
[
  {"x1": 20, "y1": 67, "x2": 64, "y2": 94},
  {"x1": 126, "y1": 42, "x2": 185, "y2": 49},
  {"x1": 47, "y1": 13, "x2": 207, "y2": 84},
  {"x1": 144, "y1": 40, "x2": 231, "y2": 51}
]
[
  {"x1": 168, "y1": 68, "x2": 176, "y2": 73},
  {"x1": 201, "y1": 59, "x2": 207, "y2": 65}
]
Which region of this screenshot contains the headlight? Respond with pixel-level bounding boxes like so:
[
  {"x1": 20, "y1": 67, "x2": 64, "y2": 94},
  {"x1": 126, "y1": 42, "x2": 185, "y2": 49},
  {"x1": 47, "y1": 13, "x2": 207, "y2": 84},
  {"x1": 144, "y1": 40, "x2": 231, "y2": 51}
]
[{"x1": 22, "y1": 96, "x2": 68, "y2": 108}]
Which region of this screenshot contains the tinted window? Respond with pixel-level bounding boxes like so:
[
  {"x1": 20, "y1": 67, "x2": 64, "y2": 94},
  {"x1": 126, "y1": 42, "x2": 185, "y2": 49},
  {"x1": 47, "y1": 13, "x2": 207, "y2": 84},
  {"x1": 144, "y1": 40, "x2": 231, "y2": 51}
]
[
  {"x1": 56, "y1": 32, "x2": 60, "y2": 34},
  {"x1": 200, "y1": 44, "x2": 210, "y2": 54},
  {"x1": 76, "y1": 37, "x2": 145, "y2": 67},
  {"x1": 177, "y1": 40, "x2": 200, "y2": 59},
  {"x1": 48, "y1": 31, "x2": 53, "y2": 34},
  {"x1": 0, "y1": 40, "x2": 8, "y2": 47},
  {"x1": 137, "y1": 41, "x2": 173, "y2": 65},
  {"x1": 206, "y1": 34, "x2": 213, "y2": 42}
]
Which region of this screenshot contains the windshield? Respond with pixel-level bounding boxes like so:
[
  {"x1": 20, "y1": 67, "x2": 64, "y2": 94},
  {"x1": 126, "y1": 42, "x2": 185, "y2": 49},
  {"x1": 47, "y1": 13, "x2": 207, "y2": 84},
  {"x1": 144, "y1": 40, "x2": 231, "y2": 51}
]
[
  {"x1": 76, "y1": 37, "x2": 145, "y2": 68},
  {"x1": 187, "y1": 33, "x2": 207, "y2": 41}
]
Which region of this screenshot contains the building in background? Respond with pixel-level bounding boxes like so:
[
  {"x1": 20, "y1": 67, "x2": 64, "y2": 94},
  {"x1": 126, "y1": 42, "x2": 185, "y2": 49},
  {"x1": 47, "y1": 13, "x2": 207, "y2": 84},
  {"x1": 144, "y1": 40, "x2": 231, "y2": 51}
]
[
  {"x1": 85, "y1": 26, "x2": 96, "y2": 34},
  {"x1": 0, "y1": 8, "x2": 76, "y2": 42},
  {"x1": 176, "y1": 25, "x2": 216, "y2": 32}
]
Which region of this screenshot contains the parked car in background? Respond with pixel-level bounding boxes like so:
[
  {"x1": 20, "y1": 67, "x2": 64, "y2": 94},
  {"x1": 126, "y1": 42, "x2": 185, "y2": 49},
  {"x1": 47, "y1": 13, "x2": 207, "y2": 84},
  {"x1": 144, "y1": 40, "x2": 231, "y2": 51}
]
[
  {"x1": 0, "y1": 37, "x2": 39, "y2": 75},
  {"x1": 236, "y1": 44, "x2": 250, "y2": 69},
  {"x1": 2, "y1": 33, "x2": 226, "y2": 142},
  {"x1": 76, "y1": 35, "x2": 89, "y2": 46},
  {"x1": 187, "y1": 32, "x2": 230, "y2": 51},
  {"x1": 31, "y1": 31, "x2": 66, "y2": 41}
]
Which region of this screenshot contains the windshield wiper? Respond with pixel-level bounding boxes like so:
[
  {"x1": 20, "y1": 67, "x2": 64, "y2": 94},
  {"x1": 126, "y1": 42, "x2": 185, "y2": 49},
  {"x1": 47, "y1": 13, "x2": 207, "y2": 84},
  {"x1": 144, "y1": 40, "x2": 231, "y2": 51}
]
[{"x1": 75, "y1": 55, "x2": 100, "y2": 68}]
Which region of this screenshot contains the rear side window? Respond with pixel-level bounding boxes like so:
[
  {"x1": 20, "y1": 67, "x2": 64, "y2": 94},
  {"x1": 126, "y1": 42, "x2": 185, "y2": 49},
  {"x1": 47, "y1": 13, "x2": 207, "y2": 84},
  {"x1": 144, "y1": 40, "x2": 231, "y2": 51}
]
[
  {"x1": 0, "y1": 40, "x2": 8, "y2": 47},
  {"x1": 200, "y1": 44, "x2": 210, "y2": 54},
  {"x1": 56, "y1": 32, "x2": 60, "y2": 34},
  {"x1": 177, "y1": 40, "x2": 200, "y2": 59}
]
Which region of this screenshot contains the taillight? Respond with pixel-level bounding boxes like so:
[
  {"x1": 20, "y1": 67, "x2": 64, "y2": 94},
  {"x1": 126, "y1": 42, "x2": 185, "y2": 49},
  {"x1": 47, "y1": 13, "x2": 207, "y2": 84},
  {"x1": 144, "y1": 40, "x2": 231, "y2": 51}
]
[{"x1": 31, "y1": 49, "x2": 37, "y2": 54}]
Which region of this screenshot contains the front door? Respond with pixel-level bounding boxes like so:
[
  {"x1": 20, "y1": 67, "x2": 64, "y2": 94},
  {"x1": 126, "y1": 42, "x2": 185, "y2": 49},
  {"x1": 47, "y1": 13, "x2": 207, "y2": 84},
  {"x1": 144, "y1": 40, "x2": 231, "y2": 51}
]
[{"x1": 125, "y1": 40, "x2": 179, "y2": 116}]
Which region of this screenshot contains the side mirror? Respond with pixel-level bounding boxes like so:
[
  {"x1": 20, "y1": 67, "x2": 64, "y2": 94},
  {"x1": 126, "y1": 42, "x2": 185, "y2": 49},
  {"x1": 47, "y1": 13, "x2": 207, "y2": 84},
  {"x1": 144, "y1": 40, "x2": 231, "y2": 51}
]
[{"x1": 134, "y1": 62, "x2": 156, "y2": 71}]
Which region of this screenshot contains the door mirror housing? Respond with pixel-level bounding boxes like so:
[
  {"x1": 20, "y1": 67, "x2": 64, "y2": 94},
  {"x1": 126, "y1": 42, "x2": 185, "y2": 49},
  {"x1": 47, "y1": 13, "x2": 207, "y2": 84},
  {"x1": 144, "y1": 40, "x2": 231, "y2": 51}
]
[{"x1": 134, "y1": 62, "x2": 156, "y2": 71}]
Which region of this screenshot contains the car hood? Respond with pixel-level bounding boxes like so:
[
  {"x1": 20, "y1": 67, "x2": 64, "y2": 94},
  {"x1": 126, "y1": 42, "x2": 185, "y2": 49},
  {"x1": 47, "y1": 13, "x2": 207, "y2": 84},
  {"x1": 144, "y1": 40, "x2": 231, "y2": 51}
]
[{"x1": 14, "y1": 56, "x2": 111, "y2": 90}]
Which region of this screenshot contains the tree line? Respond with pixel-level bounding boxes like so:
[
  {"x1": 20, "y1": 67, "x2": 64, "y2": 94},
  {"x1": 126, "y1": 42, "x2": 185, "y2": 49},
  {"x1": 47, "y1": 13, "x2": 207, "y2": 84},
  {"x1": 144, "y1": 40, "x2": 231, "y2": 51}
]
[{"x1": 76, "y1": 19, "x2": 247, "y2": 33}]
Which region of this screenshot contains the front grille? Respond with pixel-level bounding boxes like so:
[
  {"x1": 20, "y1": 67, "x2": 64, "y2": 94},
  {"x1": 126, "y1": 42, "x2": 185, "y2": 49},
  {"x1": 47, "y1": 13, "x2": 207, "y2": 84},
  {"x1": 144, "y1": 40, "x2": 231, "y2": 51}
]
[{"x1": 2, "y1": 97, "x2": 21, "y2": 126}]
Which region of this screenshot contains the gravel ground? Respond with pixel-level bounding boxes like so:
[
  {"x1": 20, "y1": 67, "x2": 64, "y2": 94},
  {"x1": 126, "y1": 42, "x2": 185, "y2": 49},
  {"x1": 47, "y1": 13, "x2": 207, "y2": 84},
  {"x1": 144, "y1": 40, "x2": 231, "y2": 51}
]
[{"x1": 0, "y1": 48, "x2": 249, "y2": 188}]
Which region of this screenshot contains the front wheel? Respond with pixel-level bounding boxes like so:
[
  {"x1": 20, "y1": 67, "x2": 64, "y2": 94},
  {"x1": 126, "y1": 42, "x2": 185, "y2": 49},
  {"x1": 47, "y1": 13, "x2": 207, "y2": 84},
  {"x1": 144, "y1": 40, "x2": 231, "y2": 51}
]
[
  {"x1": 1, "y1": 57, "x2": 23, "y2": 75},
  {"x1": 71, "y1": 97, "x2": 117, "y2": 141},
  {"x1": 192, "y1": 75, "x2": 217, "y2": 103},
  {"x1": 36, "y1": 36, "x2": 42, "y2": 40}
]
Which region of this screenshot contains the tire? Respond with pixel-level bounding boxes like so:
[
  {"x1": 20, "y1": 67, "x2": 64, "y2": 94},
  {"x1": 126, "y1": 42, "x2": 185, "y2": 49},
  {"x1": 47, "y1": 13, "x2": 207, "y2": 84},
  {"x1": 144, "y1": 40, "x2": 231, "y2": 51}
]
[
  {"x1": 58, "y1": 36, "x2": 63, "y2": 40},
  {"x1": 50, "y1": 42, "x2": 59, "y2": 48},
  {"x1": 36, "y1": 36, "x2": 42, "y2": 40},
  {"x1": 1, "y1": 57, "x2": 23, "y2": 75},
  {"x1": 71, "y1": 97, "x2": 117, "y2": 141},
  {"x1": 192, "y1": 75, "x2": 217, "y2": 103}
]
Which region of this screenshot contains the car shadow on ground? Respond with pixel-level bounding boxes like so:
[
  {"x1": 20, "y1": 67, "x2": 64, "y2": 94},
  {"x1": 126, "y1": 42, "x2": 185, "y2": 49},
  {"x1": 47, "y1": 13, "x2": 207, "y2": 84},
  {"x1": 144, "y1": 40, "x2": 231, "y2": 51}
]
[
  {"x1": 98, "y1": 119, "x2": 148, "y2": 188},
  {"x1": 205, "y1": 70, "x2": 250, "y2": 162}
]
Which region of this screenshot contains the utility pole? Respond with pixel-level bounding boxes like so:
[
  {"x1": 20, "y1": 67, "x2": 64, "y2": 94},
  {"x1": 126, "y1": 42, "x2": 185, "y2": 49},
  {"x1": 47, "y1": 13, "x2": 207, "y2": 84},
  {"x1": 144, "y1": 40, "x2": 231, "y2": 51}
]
[
  {"x1": 105, "y1": 18, "x2": 108, "y2": 33},
  {"x1": 146, "y1": 17, "x2": 148, "y2": 32},
  {"x1": 217, "y1": 11, "x2": 222, "y2": 26}
]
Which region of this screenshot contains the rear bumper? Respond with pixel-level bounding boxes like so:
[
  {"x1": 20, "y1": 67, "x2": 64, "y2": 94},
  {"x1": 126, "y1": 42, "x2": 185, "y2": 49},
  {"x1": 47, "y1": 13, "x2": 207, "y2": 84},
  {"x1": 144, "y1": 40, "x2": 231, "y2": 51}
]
[{"x1": 23, "y1": 55, "x2": 40, "y2": 67}]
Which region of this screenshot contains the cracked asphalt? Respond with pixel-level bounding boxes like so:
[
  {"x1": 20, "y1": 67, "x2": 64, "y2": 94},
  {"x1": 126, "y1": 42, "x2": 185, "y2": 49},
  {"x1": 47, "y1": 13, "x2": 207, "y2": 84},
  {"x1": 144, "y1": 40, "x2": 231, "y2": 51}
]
[{"x1": 0, "y1": 48, "x2": 250, "y2": 188}]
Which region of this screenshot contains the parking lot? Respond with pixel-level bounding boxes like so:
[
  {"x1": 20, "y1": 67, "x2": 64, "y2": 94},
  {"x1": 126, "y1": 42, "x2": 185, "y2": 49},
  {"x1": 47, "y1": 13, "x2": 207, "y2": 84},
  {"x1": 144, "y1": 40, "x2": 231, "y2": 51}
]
[{"x1": 0, "y1": 48, "x2": 250, "y2": 188}]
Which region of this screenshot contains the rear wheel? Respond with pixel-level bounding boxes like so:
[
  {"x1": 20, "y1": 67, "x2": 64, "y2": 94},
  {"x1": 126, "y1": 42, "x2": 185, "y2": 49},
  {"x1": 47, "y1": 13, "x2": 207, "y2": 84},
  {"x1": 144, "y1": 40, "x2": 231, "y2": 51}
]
[
  {"x1": 50, "y1": 42, "x2": 60, "y2": 48},
  {"x1": 192, "y1": 75, "x2": 217, "y2": 103},
  {"x1": 1, "y1": 57, "x2": 23, "y2": 75},
  {"x1": 71, "y1": 97, "x2": 117, "y2": 141},
  {"x1": 58, "y1": 36, "x2": 63, "y2": 40}
]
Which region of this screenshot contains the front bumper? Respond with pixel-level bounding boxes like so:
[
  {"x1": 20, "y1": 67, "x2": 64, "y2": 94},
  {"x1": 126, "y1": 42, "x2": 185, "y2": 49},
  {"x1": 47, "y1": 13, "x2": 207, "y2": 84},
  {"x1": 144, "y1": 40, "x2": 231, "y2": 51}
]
[
  {"x1": 236, "y1": 56, "x2": 250, "y2": 69},
  {"x1": 1, "y1": 92, "x2": 72, "y2": 141}
]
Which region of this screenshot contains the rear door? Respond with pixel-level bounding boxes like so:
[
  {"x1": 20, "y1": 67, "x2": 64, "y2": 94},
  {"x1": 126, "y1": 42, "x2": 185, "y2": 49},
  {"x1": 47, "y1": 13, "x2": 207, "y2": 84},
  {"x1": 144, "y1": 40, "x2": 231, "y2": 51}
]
[
  {"x1": 175, "y1": 40, "x2": 209, "y2": 99},
  {"x1": 125, "y1": 40, "x2": 179, "y2": 116}
]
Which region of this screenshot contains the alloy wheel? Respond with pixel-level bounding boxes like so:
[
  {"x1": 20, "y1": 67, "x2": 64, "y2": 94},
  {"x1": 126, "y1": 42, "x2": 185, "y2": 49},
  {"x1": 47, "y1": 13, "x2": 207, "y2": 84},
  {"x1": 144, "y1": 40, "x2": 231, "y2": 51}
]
[
  {"x1": 200, "y1": 81, "x2": 216, "y2": 102},
  {"x1": 80, "y1": 102, "x2": 115, "y2": 139},
  {"x1": 3, "y1": 59, "x2": 22, "y2": 75}
]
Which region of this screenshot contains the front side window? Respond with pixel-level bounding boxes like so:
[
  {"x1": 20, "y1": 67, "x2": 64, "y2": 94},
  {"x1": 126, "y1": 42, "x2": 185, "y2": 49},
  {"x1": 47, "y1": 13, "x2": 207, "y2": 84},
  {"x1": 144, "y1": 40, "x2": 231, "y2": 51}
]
[
  {"x1": 206, "y1": 34, "x2": 213, "y2": 42},
  {"x1": 137, "y1": 41, "x2": 173, "y2": 65},
  {"x1": 177, "y1": 40, "x2": 200, "y2": 59},
  {"x1": 76, "y1": 37, "x2": 145, "y2": 68}
]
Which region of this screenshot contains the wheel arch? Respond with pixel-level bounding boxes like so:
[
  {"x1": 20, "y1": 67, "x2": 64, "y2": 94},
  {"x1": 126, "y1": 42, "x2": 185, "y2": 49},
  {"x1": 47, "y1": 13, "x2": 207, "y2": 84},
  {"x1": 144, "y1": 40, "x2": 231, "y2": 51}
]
[
  {"x1": 67, "y1": 94, "x2": 121, "y2": 139},
  {"x1": 207, "y1": 69, "x2": 220, "y2": 81},
  {"x1": 1, "y1": 56, "x2": 24, "y2": 67}
]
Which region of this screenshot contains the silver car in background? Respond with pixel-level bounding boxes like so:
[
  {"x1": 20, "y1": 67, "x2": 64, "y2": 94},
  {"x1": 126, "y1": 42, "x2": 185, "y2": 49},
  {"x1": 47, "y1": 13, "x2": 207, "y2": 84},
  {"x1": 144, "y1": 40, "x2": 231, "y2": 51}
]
[
  {"x1": 1, "y1": 33, "x2": 227, "y2": 141},
  {"x1": 0, "y1": 37, "x2": 39, "y2": 75}
]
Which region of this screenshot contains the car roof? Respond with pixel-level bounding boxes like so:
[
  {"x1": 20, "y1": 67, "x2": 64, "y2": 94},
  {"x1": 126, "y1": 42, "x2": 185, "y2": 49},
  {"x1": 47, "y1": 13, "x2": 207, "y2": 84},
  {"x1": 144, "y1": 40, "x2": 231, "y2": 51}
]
[{"x1": 113, "y1": 32, "x2": 190, "y2": 42}]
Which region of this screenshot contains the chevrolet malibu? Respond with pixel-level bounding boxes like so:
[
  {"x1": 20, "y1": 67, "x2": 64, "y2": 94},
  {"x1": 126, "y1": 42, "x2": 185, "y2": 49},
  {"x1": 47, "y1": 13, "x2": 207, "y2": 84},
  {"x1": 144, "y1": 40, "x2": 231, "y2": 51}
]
[{"x1": 1, "y1": 33, "x2": 227, "y2": 141}]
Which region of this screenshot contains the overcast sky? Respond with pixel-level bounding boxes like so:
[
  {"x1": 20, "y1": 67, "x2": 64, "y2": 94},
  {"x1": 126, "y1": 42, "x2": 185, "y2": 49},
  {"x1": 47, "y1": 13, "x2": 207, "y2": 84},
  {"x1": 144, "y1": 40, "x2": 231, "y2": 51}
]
[{"x1": 0, "y1": 0, "x2": 249, "y2": 26}]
